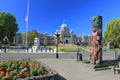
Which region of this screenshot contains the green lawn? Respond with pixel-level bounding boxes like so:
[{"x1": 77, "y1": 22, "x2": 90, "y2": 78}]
[
  {"x1": 41, "y1": 45, "x2": 109, "y2": 52},
  {"x1": 42, "y1": 45, "x2": 92, "y2": 51}
]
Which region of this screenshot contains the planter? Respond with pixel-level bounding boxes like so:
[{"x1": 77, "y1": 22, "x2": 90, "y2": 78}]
[
  {"x1": 17, "y1": 64, "x2": 59, "y2": 80},
  {"x1": 0, "y1": 60, "x2": 58, "y2": 80}
]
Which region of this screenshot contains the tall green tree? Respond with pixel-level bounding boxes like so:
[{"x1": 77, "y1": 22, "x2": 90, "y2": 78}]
[
  {"x1": 0, "y1": 12, "x2": 18, "y2": 45},
  {"x1": 104, "y1": 18, "x2": 120, "y2": 48},
  {"x1": 21, "y1": 30, "x2": 39, "y2": 46}
]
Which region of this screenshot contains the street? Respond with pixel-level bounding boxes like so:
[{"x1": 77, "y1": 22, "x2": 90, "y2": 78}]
[
  {"x1": 0, "y1": 50, "x2": 120, "y2": 80},
  {"x1": 0, "y1": 50, "x2": 118, "y2": 61}
]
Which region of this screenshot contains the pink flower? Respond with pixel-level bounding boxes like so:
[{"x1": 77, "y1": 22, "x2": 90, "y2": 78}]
[{"x1": 4, "y1": 75, "x2": 9, "y2": 79}]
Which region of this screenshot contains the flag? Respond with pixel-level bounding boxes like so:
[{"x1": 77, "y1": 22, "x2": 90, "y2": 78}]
[
  {"x1": 25, "y1": 16, "x2": 28, "y2": 22},
  {"x1": 25, "y1": 0, "x2": 29, "y2": 22}
]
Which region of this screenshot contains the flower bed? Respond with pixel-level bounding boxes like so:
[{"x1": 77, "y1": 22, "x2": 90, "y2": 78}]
[{"x1": 0, "y1": 59, "x2": 49, "y2": 80}]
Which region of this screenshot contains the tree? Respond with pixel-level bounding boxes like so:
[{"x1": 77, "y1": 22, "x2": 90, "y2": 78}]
[
  {"x1": 104, "y1": 18, "x2": 120, "y2": 48},
  {"x1": 21, "y1": 30, "x2": 39, "y2": 46},
  {"x1": 0, "y1": 12, "x2": 18, "y2": 45}
]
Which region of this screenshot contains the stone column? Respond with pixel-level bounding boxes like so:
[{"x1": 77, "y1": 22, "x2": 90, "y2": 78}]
[{"x1": 91, "y1": 16, "x2": 102, "y2": 64}]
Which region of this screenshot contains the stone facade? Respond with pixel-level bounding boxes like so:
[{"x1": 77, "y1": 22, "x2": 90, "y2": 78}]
[
  {"x1": 39, "y1": 33, "x2": 55, "y2": 46},
  {"x1": 13, "y1": 33, "x2": 22, "y2": 45}
]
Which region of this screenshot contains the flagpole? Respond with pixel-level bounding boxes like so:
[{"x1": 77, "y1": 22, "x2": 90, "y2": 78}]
[{"x1": 26, "y1": 0, "x2": 29, "y2": 51}]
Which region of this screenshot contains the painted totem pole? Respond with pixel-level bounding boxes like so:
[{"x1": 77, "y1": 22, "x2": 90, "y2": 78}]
[{"x1": 91, "y1": 16, "x2": 102, "y2": 64}]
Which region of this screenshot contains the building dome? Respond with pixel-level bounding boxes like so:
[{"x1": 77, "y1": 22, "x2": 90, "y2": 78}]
[
  {"x1": 60, "y1": 20, "x2": 70, "y2": 37},
  {"x1": 61, "y1": 22, "x2": 67, "y2": 28},
  {"x1": 60, "y1": 20, "x2": 68, "y2": 31}
]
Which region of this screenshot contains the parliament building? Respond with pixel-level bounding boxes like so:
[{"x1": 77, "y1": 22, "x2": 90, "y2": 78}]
[{"x1": 13, "y1": 21, "x2": 91, "y2": 46}]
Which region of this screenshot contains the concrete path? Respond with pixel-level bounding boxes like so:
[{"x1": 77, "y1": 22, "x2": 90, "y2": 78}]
[{"x1": 37, "y1": 58, "x2": 120, "y2": 80}]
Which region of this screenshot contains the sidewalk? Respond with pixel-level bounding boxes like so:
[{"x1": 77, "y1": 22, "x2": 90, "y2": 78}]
[{"x1": 37, "y1": 58, "x2": 120, "y2": 80}]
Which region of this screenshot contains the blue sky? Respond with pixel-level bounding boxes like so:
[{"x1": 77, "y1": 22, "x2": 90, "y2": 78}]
[{"x1": 0, "y1": 0, "x2": 120, "y2": 36}]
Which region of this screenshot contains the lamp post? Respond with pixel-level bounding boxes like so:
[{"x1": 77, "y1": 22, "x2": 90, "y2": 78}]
[
  {"x1": 76, "y1": 39, "x2": 81, "y2": 53},
  {"x1": 76, "y1": 39, "x2": 81, "y2": 61},
  {"x1": 55, "y1": 30, "x2": 60, "y2": 59}
]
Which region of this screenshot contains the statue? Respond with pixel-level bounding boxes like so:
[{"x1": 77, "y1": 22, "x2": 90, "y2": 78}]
[
  {"x1": 91, "y1": 16, "x2": 102, "y2": 64},
  {"x1": 32, "y1": 37, "x2": 40, "y2": 52}
]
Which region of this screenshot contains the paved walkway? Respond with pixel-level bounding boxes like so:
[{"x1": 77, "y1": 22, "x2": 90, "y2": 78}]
[{"x1": 37, "y1": 58, "x2": 120, "y2": 80}]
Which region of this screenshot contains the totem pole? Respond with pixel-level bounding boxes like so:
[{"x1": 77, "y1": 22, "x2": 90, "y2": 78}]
[{"x1": 91, "y1": 16, "x2": 102, "y2": 64}]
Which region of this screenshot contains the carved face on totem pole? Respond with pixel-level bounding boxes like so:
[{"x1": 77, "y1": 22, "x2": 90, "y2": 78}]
[{"x1": 91, "y1": 16, "x2": 102, "y2": 64}]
